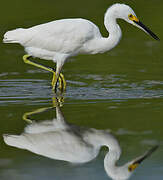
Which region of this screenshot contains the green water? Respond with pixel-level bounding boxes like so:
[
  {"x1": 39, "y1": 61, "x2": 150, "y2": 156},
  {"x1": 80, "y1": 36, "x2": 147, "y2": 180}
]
[{"x1": 0, "y1": 0, "x2": 163, "y2": 179}]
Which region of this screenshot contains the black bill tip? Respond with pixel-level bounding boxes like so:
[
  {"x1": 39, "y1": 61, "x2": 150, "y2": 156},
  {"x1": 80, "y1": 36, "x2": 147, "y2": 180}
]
[
  {"x1": 134, "y1": 20, "x2": 160, "y2": 41},
  {"x1": 133, "y1": 145, "x2": 159, "y2": 165}
]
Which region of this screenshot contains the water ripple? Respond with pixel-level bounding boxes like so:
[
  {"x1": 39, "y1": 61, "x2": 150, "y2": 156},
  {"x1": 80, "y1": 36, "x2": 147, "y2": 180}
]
[{"x1": 0, "y1": 76, "x2": 163, "y2": 105}]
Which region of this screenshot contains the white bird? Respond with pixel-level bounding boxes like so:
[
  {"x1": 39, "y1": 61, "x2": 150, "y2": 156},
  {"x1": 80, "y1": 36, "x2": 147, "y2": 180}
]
[
  {"x1": 3, "y1": 101, "x2": 158, "y2": 180},
  {"x1": 3, "y1": 3, "x2": 159, "y2": 92}
]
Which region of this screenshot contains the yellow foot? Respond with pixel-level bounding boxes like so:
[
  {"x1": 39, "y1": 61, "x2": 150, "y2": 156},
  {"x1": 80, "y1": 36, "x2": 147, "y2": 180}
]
[{"x1": 23, "y1": 54, "x2": 66, "y2": 92}]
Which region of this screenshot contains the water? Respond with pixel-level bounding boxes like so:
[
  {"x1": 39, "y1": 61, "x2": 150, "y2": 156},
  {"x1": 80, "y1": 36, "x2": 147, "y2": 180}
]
[{"x1": 0, "y1": 0, "x2": 163, "y2": 179}]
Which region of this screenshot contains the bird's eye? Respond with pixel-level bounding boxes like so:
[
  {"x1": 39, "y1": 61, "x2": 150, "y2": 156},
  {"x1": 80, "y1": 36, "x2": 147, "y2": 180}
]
[{"x1": 128, "y1": 14, "x2": 133, "y2": 20}]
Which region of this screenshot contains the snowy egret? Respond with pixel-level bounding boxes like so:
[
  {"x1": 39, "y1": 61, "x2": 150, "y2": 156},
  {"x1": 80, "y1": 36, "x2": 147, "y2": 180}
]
[
  {"x1": 3, "y1": 3, "x2": 159, "y2": 92},
  {"x1": 3, "y1": 101, "x2": 158, "y2": 180}
]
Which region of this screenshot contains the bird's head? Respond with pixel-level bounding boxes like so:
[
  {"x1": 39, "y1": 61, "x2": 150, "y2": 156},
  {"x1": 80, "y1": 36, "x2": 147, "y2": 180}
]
[
  {"x1": 109, "y1": 3, "x2": 160, "y2": 41},
  {"x1": 105, "y1": 145, "x2": 158, "y2": 180}
]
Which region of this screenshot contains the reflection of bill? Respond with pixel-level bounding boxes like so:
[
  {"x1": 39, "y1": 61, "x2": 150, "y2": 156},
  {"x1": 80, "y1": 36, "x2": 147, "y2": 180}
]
[{"x1": 3, "y1": 99, "x2": 158, "y2": 180}]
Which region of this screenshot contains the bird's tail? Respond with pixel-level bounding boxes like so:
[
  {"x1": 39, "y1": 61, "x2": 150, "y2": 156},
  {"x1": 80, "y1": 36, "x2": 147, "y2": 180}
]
[
  {"x1": 3, "y1": 134, "x2": 27, "y2": 149},
  {"x1": 3, "y1": 28, "x2": 25, "y2": 44}
]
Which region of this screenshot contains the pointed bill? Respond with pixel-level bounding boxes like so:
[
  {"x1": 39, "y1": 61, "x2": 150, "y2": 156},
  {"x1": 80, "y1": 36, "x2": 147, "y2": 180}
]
[
  {"x1": 133, "y1": 20, "x2": 160, "y2": 41},
  {"x1": 128, "y1": 145, "x2": 159, "y2": 172}
]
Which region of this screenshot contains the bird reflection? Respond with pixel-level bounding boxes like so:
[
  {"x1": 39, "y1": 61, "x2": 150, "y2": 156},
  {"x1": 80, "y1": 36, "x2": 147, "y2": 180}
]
[{"x1": 3, "y1": 98, "x2": 158, "y2": 180}]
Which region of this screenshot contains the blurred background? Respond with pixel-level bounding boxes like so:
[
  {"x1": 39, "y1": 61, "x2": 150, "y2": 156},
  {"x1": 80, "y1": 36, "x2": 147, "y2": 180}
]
[{"x1": 0, "y1": 0, "x2": 163, "y2": 179}]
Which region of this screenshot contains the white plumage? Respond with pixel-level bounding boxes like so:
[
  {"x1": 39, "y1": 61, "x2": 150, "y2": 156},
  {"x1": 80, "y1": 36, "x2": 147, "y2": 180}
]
[
  {"x1": 4, "y1": 19, "x2": 103, "y2": 61},
  {"x1": 3, "y1": 3, "x2": 159, "y2": 91}
]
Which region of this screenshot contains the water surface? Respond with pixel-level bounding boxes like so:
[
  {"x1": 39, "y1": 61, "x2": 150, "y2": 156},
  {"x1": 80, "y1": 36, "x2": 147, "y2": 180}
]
[{"x1": 0, "y1": 0, "x2": 163, "y2": 179}]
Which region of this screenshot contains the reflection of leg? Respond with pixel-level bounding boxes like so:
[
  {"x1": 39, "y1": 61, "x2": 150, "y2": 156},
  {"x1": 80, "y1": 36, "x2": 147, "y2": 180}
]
[
  {"x1": 23, "y1": 96, "x2": 65, "y2": 123},
  {"x1": 22, "y1": 107, "x2": 51, "y2": 123},
  {"x1": 52, "y1": 97, "x2": 68, "y2": 128},
  {"x1": 52, "y1": 96, "x2": 64, "y2": 107},
  {"x1": 23, "y1": 55, "x2": 66, "y2": 91},
  {"x1": 22, "y1": 113, "x2": 33, "y2": 124}
]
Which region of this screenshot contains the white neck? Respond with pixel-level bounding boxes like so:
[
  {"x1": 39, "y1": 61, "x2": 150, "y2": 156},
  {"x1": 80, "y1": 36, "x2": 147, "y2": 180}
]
[
  {"x1": 84, "y1": 129, "x2": 132, "y2": 180},
  {"x1": 104, "y1": 8, "x2": 122, "y2": 43},
  {"x1": 104, "y1": 149, "x2": 121, "y2": 174},
  {"x1": 89, "y1": 7, "x2": 122, "y2": 54},
  {"x1": 104, "y1": 148, "x2": 133, "y2": 180},
  {"x1": 84, "y1": 129, "x2": 121, "y2": 168}
]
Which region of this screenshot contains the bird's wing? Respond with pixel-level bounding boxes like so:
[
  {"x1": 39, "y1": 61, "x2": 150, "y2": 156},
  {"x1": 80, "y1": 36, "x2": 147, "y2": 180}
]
[
  {"x1": 3, "y1": 131, "x2": 94, "y2": 163},
  {"x1": 23, "y1": 18, "x2": 101, "y2": 54}
]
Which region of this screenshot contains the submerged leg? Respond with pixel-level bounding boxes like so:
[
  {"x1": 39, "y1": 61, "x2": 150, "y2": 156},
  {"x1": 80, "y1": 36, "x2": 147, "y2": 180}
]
[
  {"x1": 59, "y1": 73, "x2": 66, "y2": 91},
  {"x1": 52, "y1": 62, "x2": 64, "y2": 93},
  {"x1": 52, "y1": 72, "x2": 60, "y2": 93},
  {"x1": 23, "y1": 55, "x2": 66, "y2": 91},
  {"x1": 51, "y1": 71, "x2": 66, "y2": 92}
]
